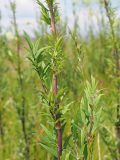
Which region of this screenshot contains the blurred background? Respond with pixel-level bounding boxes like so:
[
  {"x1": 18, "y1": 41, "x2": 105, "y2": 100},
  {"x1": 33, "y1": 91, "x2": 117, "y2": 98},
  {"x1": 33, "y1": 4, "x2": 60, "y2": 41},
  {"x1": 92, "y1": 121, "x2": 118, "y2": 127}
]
[{"x1": 1, "y1": 0, "x2": 119, "y2": 37}]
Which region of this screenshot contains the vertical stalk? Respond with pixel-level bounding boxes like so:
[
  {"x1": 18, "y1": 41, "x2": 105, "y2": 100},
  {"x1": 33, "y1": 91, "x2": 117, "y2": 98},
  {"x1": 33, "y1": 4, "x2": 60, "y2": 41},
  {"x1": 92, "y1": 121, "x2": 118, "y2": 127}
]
[
  {"x1": 0, "y1": 111, "x2": 5, "y2": 158},
  {"x1": 104, "y1": 0, "x2": 120, "y2": 157},
  {"x1": 88, "y1": 105, "x2": 94, "y2": 160},
  {"x1": 48, "y1": 1, "x2": 62, "y2": 159},
  {"x1": 97, "y1": 133, "x2": 101, "y2": 160},
  {"x1": 0, "y1": 11, "x2": 5, "y2": 159},
  {"x1": 9, "y1": 1, "x2": 29, "y2": 159},
  {"x1": 0, "y1": 10, "x2": 2, "y2": 33}
]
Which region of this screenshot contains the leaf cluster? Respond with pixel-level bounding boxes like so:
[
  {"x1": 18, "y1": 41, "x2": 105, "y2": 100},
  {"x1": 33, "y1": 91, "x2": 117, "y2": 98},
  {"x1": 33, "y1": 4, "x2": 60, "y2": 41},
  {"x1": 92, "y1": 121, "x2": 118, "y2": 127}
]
[
  {"x1": 37, "y1": 0, "x2": 60, "y2": 25},
  {"x1": 70, "y1": 77, "x2": 103, "y2": 159}
]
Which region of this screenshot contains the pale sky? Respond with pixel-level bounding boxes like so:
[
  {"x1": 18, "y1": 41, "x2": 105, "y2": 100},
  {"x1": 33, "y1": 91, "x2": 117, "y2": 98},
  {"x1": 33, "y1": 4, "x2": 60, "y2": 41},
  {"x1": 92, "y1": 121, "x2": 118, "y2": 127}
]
[{"x1": 0, "y1": 0, "x2": 120, "y2": 36}]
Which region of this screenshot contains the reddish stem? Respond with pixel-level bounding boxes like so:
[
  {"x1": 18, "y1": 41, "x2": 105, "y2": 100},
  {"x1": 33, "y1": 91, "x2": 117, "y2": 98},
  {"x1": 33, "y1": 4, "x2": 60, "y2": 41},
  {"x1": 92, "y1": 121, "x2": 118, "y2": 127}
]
[{"x1": 48, "y1": 1, "x2": 62, "y2": 159}]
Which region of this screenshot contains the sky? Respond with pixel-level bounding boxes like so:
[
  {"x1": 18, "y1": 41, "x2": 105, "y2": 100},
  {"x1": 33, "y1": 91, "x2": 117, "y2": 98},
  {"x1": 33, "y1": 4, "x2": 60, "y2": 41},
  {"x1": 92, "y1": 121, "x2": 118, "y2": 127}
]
[{"x1": 0, "y1": 0, "x2": 120, "y2": 36}]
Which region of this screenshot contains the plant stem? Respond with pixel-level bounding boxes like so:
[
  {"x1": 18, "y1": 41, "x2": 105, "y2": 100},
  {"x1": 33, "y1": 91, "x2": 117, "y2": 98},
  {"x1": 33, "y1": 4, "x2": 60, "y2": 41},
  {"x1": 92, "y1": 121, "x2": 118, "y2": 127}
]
[
  {"x1": 97, "y1": 133, "x2": 101, "y2": 160},
  {"x1": 48, "y1": 1, "x2": 56, "y2": 34},
  {"x1": 0, "y1": 111, "x2": 5, "y2": 158},
  {"x1": 104, "y1": 0, "x2": 120, "y2": 157},
  {"x1": 48, "y1": 1, "x2": 62, "y2": 159},
  {"x1": 9, "y1": 1, "x2": 29, "y2": 159},
  {"x1": 0, "y1": 10, "x2": 2, "y2": 33}
]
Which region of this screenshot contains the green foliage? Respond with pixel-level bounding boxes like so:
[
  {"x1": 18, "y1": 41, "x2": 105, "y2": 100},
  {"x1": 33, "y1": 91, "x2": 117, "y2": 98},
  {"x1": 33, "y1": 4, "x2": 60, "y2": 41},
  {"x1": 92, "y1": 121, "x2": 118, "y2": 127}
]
[
  {"x1": 9, "y1": 0, "x2": 16, "y2": 12},
  {"x1": 37, "y1": 0, "x2": 60, "y2": 25},
  {"x1": 0, "y1": 0, "x2": 120, "y2": 159},
  {"x1": 39, "y1": 124, "x2": 57, "y2": 157},
  {"x1": 70, "y1": 77, "x2": 103, "y2": 159},
  {"x1": 100, "y1": 127, "x2": 118, "y2": 159},
  {"x1": 24, "y1": 32, "x2": 64, "y2": 90}
]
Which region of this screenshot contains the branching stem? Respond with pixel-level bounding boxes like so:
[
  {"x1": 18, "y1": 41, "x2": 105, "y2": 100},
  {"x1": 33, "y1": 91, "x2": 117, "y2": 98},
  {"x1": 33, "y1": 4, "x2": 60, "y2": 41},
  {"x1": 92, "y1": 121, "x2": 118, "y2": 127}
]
[{"x1": 47, "y1": 1, "x2": 62, "y2": 159}]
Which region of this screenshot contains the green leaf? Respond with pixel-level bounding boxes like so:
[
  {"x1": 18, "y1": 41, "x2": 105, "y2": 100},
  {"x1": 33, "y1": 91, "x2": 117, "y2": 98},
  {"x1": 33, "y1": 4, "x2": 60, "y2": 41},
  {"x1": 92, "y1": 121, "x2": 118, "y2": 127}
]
[
  {"x1": 37, "y1": 0, "x2": 48, "y2": 11},
  {"x1": 61, "y1": 101, "x2": 73, "y2": 115},
  {"x1": 37, "y1": 0, "x2": 51, "y2": 25},
  {"x1": 41, "y1": 8, "x2": 51, "y2": 25},
  {"x1": 33, "y1": 38, "x2": 41, "y2": 54},
  {"x1": 24, "y1": 32, "x2": 33, "y2": 51},
  {"x1": 40, "y1": 143, "x2": 57, "y2": 157},
  {"x1": 64, "y1": 152, "x2": 71, "y2": 160},
  {"x1": 71, "y1": 120, "x2": 79, "y2": 142},
  {"x1": 92, "y1": 107, "x2": 103, "y2": 133},
  {"x1": 63, "y1": 135, "x2": 71, "y2": 149},
  {"x1": 40, "y1": 124, "x2": 55, "y2": 140},
  {"x1": 35, "y1": 46, "x2": 50, "y2": 62},
  {"x1": 83, "y1": 143, "x2": 88, "y2": 160},
  {"x1": 55, "y1": 36, "x2": 63, "y2": 51}
]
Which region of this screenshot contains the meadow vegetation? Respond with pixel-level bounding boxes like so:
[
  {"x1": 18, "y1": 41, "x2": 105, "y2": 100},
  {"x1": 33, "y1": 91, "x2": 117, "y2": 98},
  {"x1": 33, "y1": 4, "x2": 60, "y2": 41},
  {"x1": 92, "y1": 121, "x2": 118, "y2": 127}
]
[{"x1": 0, "y1": 0, "x2": 120, "y2": 159}]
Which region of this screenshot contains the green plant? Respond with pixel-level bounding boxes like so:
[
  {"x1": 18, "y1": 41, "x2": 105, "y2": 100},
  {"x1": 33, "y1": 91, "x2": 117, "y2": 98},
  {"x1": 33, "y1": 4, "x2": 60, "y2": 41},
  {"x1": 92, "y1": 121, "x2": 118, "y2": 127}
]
[
  {"x1": 9, "y1": 1, "x2": 30, "y2": 159},
  {"x1": 103, "y1": 0, "x2": 120, "y2": 158},
  {"x1": 0, "y1": 10, "x2": 2, "y2": 34},
  {"x1": 25, "y1": 0, "x2": 65, "y2": 159},
  {"x1": 70, "y1": 77, "x2": 103, "y2": 160},
  {"x1": 0, "y1": 0, "x2": 120, "y2": 159},
  {"x1": 0, "y1": 34, "x2": 9, "y2": 159}
]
